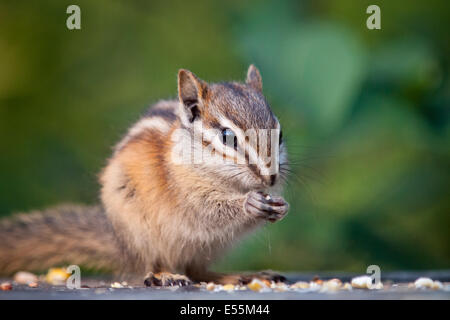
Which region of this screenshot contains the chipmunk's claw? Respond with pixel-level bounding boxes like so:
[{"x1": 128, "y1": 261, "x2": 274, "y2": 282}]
[{"x1": 144, "y1": 272, "x2": 192, "y2": 287}]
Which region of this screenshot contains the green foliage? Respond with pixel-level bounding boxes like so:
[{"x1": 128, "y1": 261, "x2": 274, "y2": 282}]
[{"x1": 0, "y1": 0, "x2": 448, "y2": 272}]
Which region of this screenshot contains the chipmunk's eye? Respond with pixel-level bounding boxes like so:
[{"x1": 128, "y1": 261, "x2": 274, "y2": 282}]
[
  {"x1": 279, "y1": 130, "x2": 283, "y2": 145},
  {"x1": 222, "y1": 128, "x2": 237, "y2": 150}
]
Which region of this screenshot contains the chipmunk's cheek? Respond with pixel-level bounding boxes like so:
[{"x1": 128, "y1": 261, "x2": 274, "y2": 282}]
[{"x1": 241, "y1": 178, "x2": 264, "y2": 193}]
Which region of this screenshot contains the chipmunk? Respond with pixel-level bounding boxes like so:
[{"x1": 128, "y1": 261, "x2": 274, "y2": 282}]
[{"x1": 0, "y1": 65, "x2": 289, "y2": 286}]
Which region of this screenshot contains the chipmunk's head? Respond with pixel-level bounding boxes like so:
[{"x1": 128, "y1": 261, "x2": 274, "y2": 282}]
[{"x1": 173, "y1": 65, "x2": 288, "y2": 193}]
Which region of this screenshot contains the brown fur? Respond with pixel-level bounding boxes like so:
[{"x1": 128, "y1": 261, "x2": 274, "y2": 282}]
[{"x1": 0, "y1": 205, "x2": 119, "y2": 275}]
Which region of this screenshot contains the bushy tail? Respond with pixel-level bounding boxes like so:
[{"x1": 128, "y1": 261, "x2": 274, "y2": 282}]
[{"x1": 0, "y1": 205, "x2": 120, "y2": 275}]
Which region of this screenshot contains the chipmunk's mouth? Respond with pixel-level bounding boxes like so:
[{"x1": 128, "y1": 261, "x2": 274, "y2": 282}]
[{"x1": 267, "y1": 174, "x2": 278, "y2": 186}]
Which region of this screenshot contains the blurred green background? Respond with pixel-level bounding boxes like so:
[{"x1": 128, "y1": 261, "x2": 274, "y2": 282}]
[{"x1": 0, "y1": 0, "x2": 449, "y2": 273}]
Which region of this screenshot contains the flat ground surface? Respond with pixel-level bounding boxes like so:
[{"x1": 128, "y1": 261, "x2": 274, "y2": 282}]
[{"x1": 1, "y1": 271, "x2": 449, "y2": 300}]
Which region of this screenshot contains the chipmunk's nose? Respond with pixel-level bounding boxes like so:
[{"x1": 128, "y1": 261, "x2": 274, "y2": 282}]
[
  {"x1": 253, "y1": 163, "x2": 278, "y2": 187},
  {"x1": 269, "y1": 174, "x2": 277, "y2": 186},
  {"x1": 259, "y1": 162, "x2": 279, "y2": 186}
]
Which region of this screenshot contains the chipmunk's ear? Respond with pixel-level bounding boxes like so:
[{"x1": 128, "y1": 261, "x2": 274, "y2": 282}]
[
  {"x1": 246, "y1": 64, "x2": 262, "y2": 91},
  {"x1": 178, "y1": 69, "x2": 208, "y2": 122}
]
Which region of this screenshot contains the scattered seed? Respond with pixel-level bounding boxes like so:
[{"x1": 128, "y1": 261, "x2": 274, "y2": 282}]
[
  {"x1": 45, "y1": 268, "x2": 70, "y2": 285},
  {"x1": 414, "y1": 277, "x2": 434, "y2": 289},
  {"x1": 111, "y1": 282, "x2": 124, "y2": 288},
  {"x1": 432, "y1": 281, "x2": 444, "y2": 290},
  {"x1": 262, "y1": 279, "x2": 272, "y2": 287},
  {"x1": 308, "y1": 281, "x2": 321, "y2": 291},
  {"x1": 351, "y1": 276, "x2": 373, "y2": 289},
  {"x1": 313, "y1": 278, "x2": 323, "y2": 285},
  {"x1": 328, "y1": 278, "x2": 342, "y2": 285},
  {"x1": 273, "y1": 283, "x2": 288, "y2": 292},
  {"x1": 291, "y1": 281, "x2": 309, "y2": 289},
  {"x1": 321, "y1": 279, "x2": 342, "y2": 292},
  {"x1": 414, "y1": 277, "x2": 443, "y2": 290},
  {"x1": 342, "y1": 283, "x2": 353, "y2": 291},
  {"x1": 14, "y1": 271, "x2": 38, "y2": 285},
  {"x1": 223, "y1": 284, "x2": 235, "y2": 292},
  {"x1": 0, "y1": 282, "x2": 12, "y2": 291},
  {"x1": 213, "y1": 285, "x2": 224, "y2": 292},
  {"x1": 247, "y1": 279, "x2": 266, "y2": 292},
  {"x1": 271, "y1": 282, "x2": 288, "y2": 290}
]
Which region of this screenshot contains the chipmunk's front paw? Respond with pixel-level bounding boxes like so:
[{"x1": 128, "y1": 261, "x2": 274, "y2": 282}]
[
  {"x1": 144, "y1": 272, "x2": 192, "y2": 287},
  {"x1": 244, "y1": 191, "x2": 289, "y2": 223}
]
